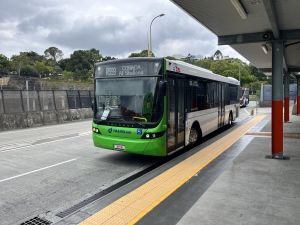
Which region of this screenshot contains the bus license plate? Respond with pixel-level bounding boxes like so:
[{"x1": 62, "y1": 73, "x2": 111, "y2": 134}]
[{"x1": 114, "y1": 145, "x2": 125, "y2": 151}]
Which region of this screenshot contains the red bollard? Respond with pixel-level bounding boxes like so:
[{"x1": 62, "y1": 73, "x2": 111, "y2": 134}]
[{"x1": 272, "y1": 100, "x2": 283, "y2": 156}]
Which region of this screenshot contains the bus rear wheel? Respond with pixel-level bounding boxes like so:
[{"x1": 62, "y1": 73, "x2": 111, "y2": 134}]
[{"x1": 189, "y1": 126, "x2": 201, "y2": 145}]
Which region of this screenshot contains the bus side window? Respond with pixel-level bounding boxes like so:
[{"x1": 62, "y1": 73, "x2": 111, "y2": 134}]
[{"x1": 229, "y1": 84, "x2": 239, "y2": 104}]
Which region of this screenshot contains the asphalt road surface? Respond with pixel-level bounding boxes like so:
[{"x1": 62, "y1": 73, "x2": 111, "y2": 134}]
[
  {"x1": 0, "y1": 108, "x2": 254, "y2": 225},
  {"x1": 0, "y1": 120, "x2": 160, "y2": 225}
]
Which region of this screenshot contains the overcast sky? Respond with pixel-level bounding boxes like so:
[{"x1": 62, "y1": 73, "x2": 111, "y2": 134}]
[{"x1": 0, "y1": 0, "x2": 246, "y2": 60}]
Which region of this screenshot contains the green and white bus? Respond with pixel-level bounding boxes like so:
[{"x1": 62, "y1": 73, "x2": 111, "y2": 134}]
[{"x1": 92, "y1": 58, "x2": 239, "y2": 156}]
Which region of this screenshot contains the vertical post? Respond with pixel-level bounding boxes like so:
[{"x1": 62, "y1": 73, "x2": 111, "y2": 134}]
[
  {"x1": 37, "y1": 90, "x2": 45, "y2": 125},
  {"x1": 271, "y1": 41, "x2": 283, "y2": 158},
  {"x1": 284, "y1": 74, "x2": 289, "y2": 122},
  {"x1": 26, "y1": 80, "x2": 30, "y2": 111},
  {"x1": 88, "y1": 90, "x2": 93, "y2": 109},
  {"x1": 66, "y1": 90, "x2": 71, "y2": 109},
  {"x1": 297, "y1": 76, "x2": 300, "y2": 115},
  {"x1": 52, "y1": 90, "x2": 57, "y2": 110},
  {"x1": 20, "y1": 90, "x2": 25, "y2": 112},
  {"x1": 268, "y1": 41, "x2": 289, "y2": 160},
  {"x1": 52, "y1": 90, "x2": 59, "y2": 123},
  {"x1": 78, "y1": 90, "x2": 82, "y2": 108},
  {"x1": 65, "y1": 90, "x2": 72, "y2": 121},
  {"x1": 37, "y1": 90, "x2": 42, "y2": 111},
  {"x1": 1, "y1": 90, "x2": 6, "y2": 114}
]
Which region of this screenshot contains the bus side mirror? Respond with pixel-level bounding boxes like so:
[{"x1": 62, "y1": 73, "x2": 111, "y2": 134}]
[
  {"x1": 159, "y1": 81, "x2": 167, "y2": 95},
  {"x1": 91, "y1": 101, "x2": 94, "y2": 111}
]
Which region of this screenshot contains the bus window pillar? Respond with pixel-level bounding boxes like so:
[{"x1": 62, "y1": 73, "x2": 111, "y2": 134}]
[
  {"x1": 297, "y1": 76, "x2": 300, "y2": 115},
  {"x1": 267, "y1": 40, "x2": 289, "y2": 160},
  {"x1": 284, "y1": 74, "x2": 289, "y2": 122}
]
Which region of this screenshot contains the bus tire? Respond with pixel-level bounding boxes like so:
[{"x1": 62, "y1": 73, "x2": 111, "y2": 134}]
[
  {"x1": 228, "y1": 112, "x2": 233, "y2": 127},
  {"x1": 189, "y1": 123, "x2": 202, "y2": 146}
]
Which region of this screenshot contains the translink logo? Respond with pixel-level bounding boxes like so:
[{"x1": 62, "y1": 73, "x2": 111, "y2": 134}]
[{"x1": 107, "y1": 128, "x2": 131, "y2": 134}]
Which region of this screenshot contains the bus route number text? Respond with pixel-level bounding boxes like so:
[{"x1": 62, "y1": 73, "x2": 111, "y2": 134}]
[{"x1": 106, "y1": 67, "x2": 117, "y2": 76}]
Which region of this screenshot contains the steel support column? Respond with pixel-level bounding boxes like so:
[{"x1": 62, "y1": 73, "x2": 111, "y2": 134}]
[
  {"x1": 284, "y1": 74, "x2": 290, "y2": 122},
  {"x1": 271, "y1": 41, "x2": 284, "y2": 158},
  {"x1": 297, "y1": 76, "x2": 300, "y2": 115}
]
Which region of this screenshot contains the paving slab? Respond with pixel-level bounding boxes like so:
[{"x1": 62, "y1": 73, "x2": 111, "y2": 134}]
[{"x1": 177, "y1": 115, "x2": 300, "y2": 225}]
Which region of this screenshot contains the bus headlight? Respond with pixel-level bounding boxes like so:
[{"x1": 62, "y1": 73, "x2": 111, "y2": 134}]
[
  {"x1": 93, "y1": 127, "x2": 101, "y2": 134},
  {"x1": 141, "y1": 131, "x2": 165, "y2": 139}
]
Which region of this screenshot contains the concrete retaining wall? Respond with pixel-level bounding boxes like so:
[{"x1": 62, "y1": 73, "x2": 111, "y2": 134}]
[{"x1": 0, "y1": 108, "x2": 93, "y2": 131}]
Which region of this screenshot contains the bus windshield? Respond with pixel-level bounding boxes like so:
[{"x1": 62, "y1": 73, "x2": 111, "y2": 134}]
[{"x1": 94, "y1": 77, "x2": 162, "y2": 127}]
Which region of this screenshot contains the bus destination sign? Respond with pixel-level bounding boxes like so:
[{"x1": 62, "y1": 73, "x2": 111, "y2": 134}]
[
  {"x1": 96, "y1": 61, "x2": 161, "y2": 78},
  {"x1": 105, "y1": 65, "x2": 144, "y2": 77}
]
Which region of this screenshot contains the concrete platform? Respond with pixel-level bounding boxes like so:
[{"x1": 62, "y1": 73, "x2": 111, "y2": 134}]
[{"x1": 177, "y1": 115, "x2": 300, "y2": 225}]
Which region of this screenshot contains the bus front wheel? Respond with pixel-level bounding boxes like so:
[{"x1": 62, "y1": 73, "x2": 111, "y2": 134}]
[{"x1": 189, "y1": 126, "x2": 201, "y2": 146}]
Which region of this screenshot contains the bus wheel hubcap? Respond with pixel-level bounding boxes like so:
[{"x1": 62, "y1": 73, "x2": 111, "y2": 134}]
[{"x1": 189, "y1": 128, "x2": 198, "y2": 144}]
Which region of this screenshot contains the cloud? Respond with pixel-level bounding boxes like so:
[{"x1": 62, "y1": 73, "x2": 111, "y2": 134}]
[
  {"x1": 17, "y1": 9, "x2": 66, "y2": 34},
  {"x1": 0, "y1": 0, "x2": 247, "y2": 61},
  {"x1": 47, "y1": 16, "x2": 140, "y2": 55},
  {"x1": 0, "y1": 0, "x2": 60, "y2": 22}
]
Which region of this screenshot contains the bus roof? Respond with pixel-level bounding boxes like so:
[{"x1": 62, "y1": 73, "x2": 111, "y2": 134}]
[
  {"x1": 166, "y1": 59, "x2": 240, "y2": 86},
  {"x1": 95, "y1": 57, "x2": 239, "y2": 86},
  {"x1": 95, "y1": 57, "x2": 163, "y2": 66}
]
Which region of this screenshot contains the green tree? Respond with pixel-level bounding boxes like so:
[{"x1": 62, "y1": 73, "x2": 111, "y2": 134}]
[
  {"x1": 182, "y1": 54, "x2": 196, "y2": 63},
  {"x1": 102, "y1": 56, "x2": 117, "y2": 61},
  {"x1": 24, "y1": 51, "x2": 45, "y2": 62},
  {"x1": 86, "y1": 48, "x2": 103, "y2": 65},
  {"x1": 62, "y1": 70, "x2": 75, "y2": 80},
  {"x1": 63, "y1": 49, "x2": 102, "y2": 80},
  {"x1": 249, "y1": 64, "x2": 269, "y2": 83},
  {"x1": 10, "y1": 53, "x2": 29, "y2": 76},
  {"x1": 128, "y1": 49, "x2": 154, "y2": 57},
  {"x1": 44, "y1": 47, "x2": 63, "y2": 62},
  {"x1": 0, "y1": 53, "x2": 10, "y2": 74},
  {"x1": 20, "y1": 65, "x2": 39, "y2": 77},
  {"x1": 58, "y1": 58, "x2": 70, "y2": 71},
  {"x1": 11, "y1": 51, "x2": 50, "y2": 77},
  {"x1": 165, "y1": 56, "x2": 176, "y2": 60},
  {"x1": 34, "y1": 61, "x2": 51, "y2": 78},
  {"x1": 190, "y1": 57, "x2": 262, "y2": 92}
]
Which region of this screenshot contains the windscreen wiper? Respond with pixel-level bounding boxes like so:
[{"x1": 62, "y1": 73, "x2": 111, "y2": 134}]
[
  {"x1": 109, "y1": 116, "x2": 145, "y2": 128},
  {"x1": 131, "y1": 120, "x2": 145, "y2": 128}
]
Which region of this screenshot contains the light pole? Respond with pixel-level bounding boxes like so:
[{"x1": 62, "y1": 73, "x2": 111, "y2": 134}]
[{"x1": 148, "y1": 14, "x2": 165, "y2": 57}]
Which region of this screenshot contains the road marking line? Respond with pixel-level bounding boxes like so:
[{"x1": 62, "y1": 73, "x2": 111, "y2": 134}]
[
  {"x1": 78, "y1": 115, "x2": 266, "y2": 225},
  {"x1": 0, "y1": 131, "x2": 90, "y2": 150},
  {"x1": 0, "y1": 133, "x2": 90, "y2": 153},
  {"x1": 79, "y1": 131, "x2": 91, "y2": 136},
  {"x1": 0, "y1": 120, "x2": 91, "y2": 135},
  {"x1": 0, "y1": 158, "x2": 77, "y2": 184},
  {"x1": 243, "y1": 108, "x2": 251, "y2": 116}
]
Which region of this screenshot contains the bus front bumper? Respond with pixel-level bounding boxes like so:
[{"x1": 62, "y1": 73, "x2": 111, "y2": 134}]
[{"x1": 93, "y1": 133, "x2": 167, "y2": 156}]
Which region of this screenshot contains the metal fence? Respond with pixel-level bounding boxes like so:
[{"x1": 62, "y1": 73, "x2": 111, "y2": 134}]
[{"x1": 0, "y1": 90, "x2": 93, "y2": 114}]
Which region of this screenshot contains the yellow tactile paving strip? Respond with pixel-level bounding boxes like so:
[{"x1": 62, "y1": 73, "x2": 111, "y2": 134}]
[{"x1": 79, "y1": 115, "x2": 266, "y2": 225}]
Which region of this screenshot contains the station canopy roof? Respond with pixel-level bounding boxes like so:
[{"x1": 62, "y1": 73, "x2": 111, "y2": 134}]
[{"x1": 171, "y1": 0, "x2": 300, "y2": 77}]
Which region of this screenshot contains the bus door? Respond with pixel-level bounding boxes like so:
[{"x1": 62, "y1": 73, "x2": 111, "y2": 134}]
[
  {"x1": 167, "y1": 77, "x2": 185, "y2": 152},
  {"x1": 218, "y1": 83, "x2": 225, "y2": 126}
]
